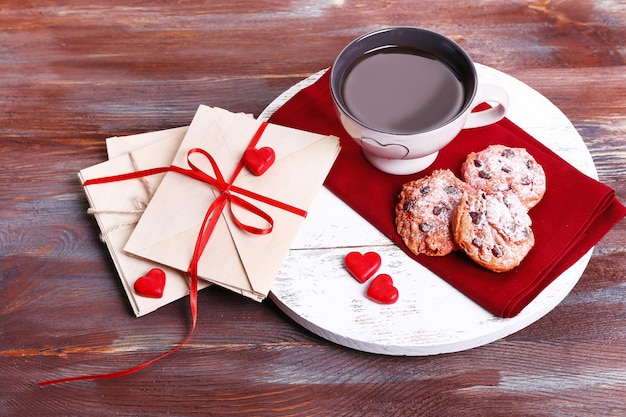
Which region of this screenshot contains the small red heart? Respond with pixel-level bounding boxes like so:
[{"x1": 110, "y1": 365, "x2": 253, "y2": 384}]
[
  {"x1": 134, "y1": 268, "x2": 166, "y2": 298},
  {"x1": 345, "y1": 251, "x2": 382, "y2": 283},
  {"x1": 243, "y1": 147, "x2": 275, "y2": 176},
  {"x1": 366, "y1": 274, "x2": 399, "y2": 304}
]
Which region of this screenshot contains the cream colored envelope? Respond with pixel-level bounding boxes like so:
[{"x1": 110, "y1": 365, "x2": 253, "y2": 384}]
[
  {"x1": 124, "y1": 105, "x2": 341, "y2": 301},
  {"x1": 79, "y1": 128, "x2": 211, "y2": 317}
]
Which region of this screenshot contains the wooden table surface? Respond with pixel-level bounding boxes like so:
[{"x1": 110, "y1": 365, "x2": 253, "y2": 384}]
[{"x1": 1, "y1": 1, "x2": 624, "y2": 416}]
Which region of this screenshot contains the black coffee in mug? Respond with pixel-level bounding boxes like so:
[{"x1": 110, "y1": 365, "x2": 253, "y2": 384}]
[{"x1": 341, "y1": 47, "x2": 464, "y2": 134}]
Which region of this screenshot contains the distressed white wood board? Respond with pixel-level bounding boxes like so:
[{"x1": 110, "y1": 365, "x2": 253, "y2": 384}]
[{"x1": 259, "y1": 65, "x2": 597, "y2": 356}]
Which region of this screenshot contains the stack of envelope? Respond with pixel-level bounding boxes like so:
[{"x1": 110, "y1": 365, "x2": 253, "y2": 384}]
[{"x1": 79, "y1": 105, "x2": 341, "y2": 316}]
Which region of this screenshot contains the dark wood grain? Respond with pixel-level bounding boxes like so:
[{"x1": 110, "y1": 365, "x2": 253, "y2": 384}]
[{"x1": 1, "y1": 1, "x2": 625, "y2": 416}]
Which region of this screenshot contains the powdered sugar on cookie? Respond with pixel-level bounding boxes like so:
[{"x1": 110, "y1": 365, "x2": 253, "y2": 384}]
[
  {"x1": 452, "y1": 190, "x2": 535, "y2": 272},
  {"x1": 461, "y1": 144, "x2": 546, "y2": 209}
]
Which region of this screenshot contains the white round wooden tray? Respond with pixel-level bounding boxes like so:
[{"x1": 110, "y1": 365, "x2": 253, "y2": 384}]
[{"x1": 259, "y1": 65, "x2": 597, "y2": 356}]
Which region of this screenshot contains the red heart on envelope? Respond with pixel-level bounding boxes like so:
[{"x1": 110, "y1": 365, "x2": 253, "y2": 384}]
[
  {"x1": 243, "y1": 147, "x2": 275, "y2": 176},
  {"x1": 134, "y1": 268, "x2": 166, "y2": 298},
  {"x1": 366, "y1": 274, "x2": 399, "y2": 304},
  {"x1": 345, "y1": 251, "x2": 382, "y2": 283}
]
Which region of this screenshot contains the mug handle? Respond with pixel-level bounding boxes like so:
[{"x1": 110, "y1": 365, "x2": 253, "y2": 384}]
[{"x1": 464, "y1": 84, "x2": 509, "y2": 129}]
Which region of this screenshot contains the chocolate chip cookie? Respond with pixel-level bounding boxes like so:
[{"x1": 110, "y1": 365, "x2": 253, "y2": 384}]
[
  {"x1": 396, "y1": 169, "x2": 471, "y2": 256},
  {"x1": 452, "y1": 190, "x2": 535, "y2": 272},
  {"x1": 461, "y1": 144, "x2": 546, "y2": 209}
]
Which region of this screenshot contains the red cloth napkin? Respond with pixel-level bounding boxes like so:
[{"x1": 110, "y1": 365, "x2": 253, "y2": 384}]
[{"x1": 268, "y1": 70, "x2": 626, "y2": 318}]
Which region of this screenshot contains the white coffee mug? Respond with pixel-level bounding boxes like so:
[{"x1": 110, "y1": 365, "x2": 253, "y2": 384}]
[{"x1": 330, "y1": 27, "x2": 509, "y2": 175}]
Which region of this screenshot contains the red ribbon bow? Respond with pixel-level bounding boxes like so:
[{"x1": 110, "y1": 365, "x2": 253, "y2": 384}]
[{"x1": 40, "y1": 121, "x2": 306, "y2": 386}]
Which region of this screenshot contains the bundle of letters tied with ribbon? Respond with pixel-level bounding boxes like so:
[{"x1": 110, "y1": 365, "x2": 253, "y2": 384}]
[
  {"x1": 38, "y1": 106, "x2": 340, "y2": 386},
  {"x1": 79, "y1": 105, "x2": 341, "y2": 317}
]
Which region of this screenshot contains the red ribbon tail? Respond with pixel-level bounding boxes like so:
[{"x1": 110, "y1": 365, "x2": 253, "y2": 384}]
[{"x1": 38, "y1": 321, "x2": 197, "y2": 387}]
